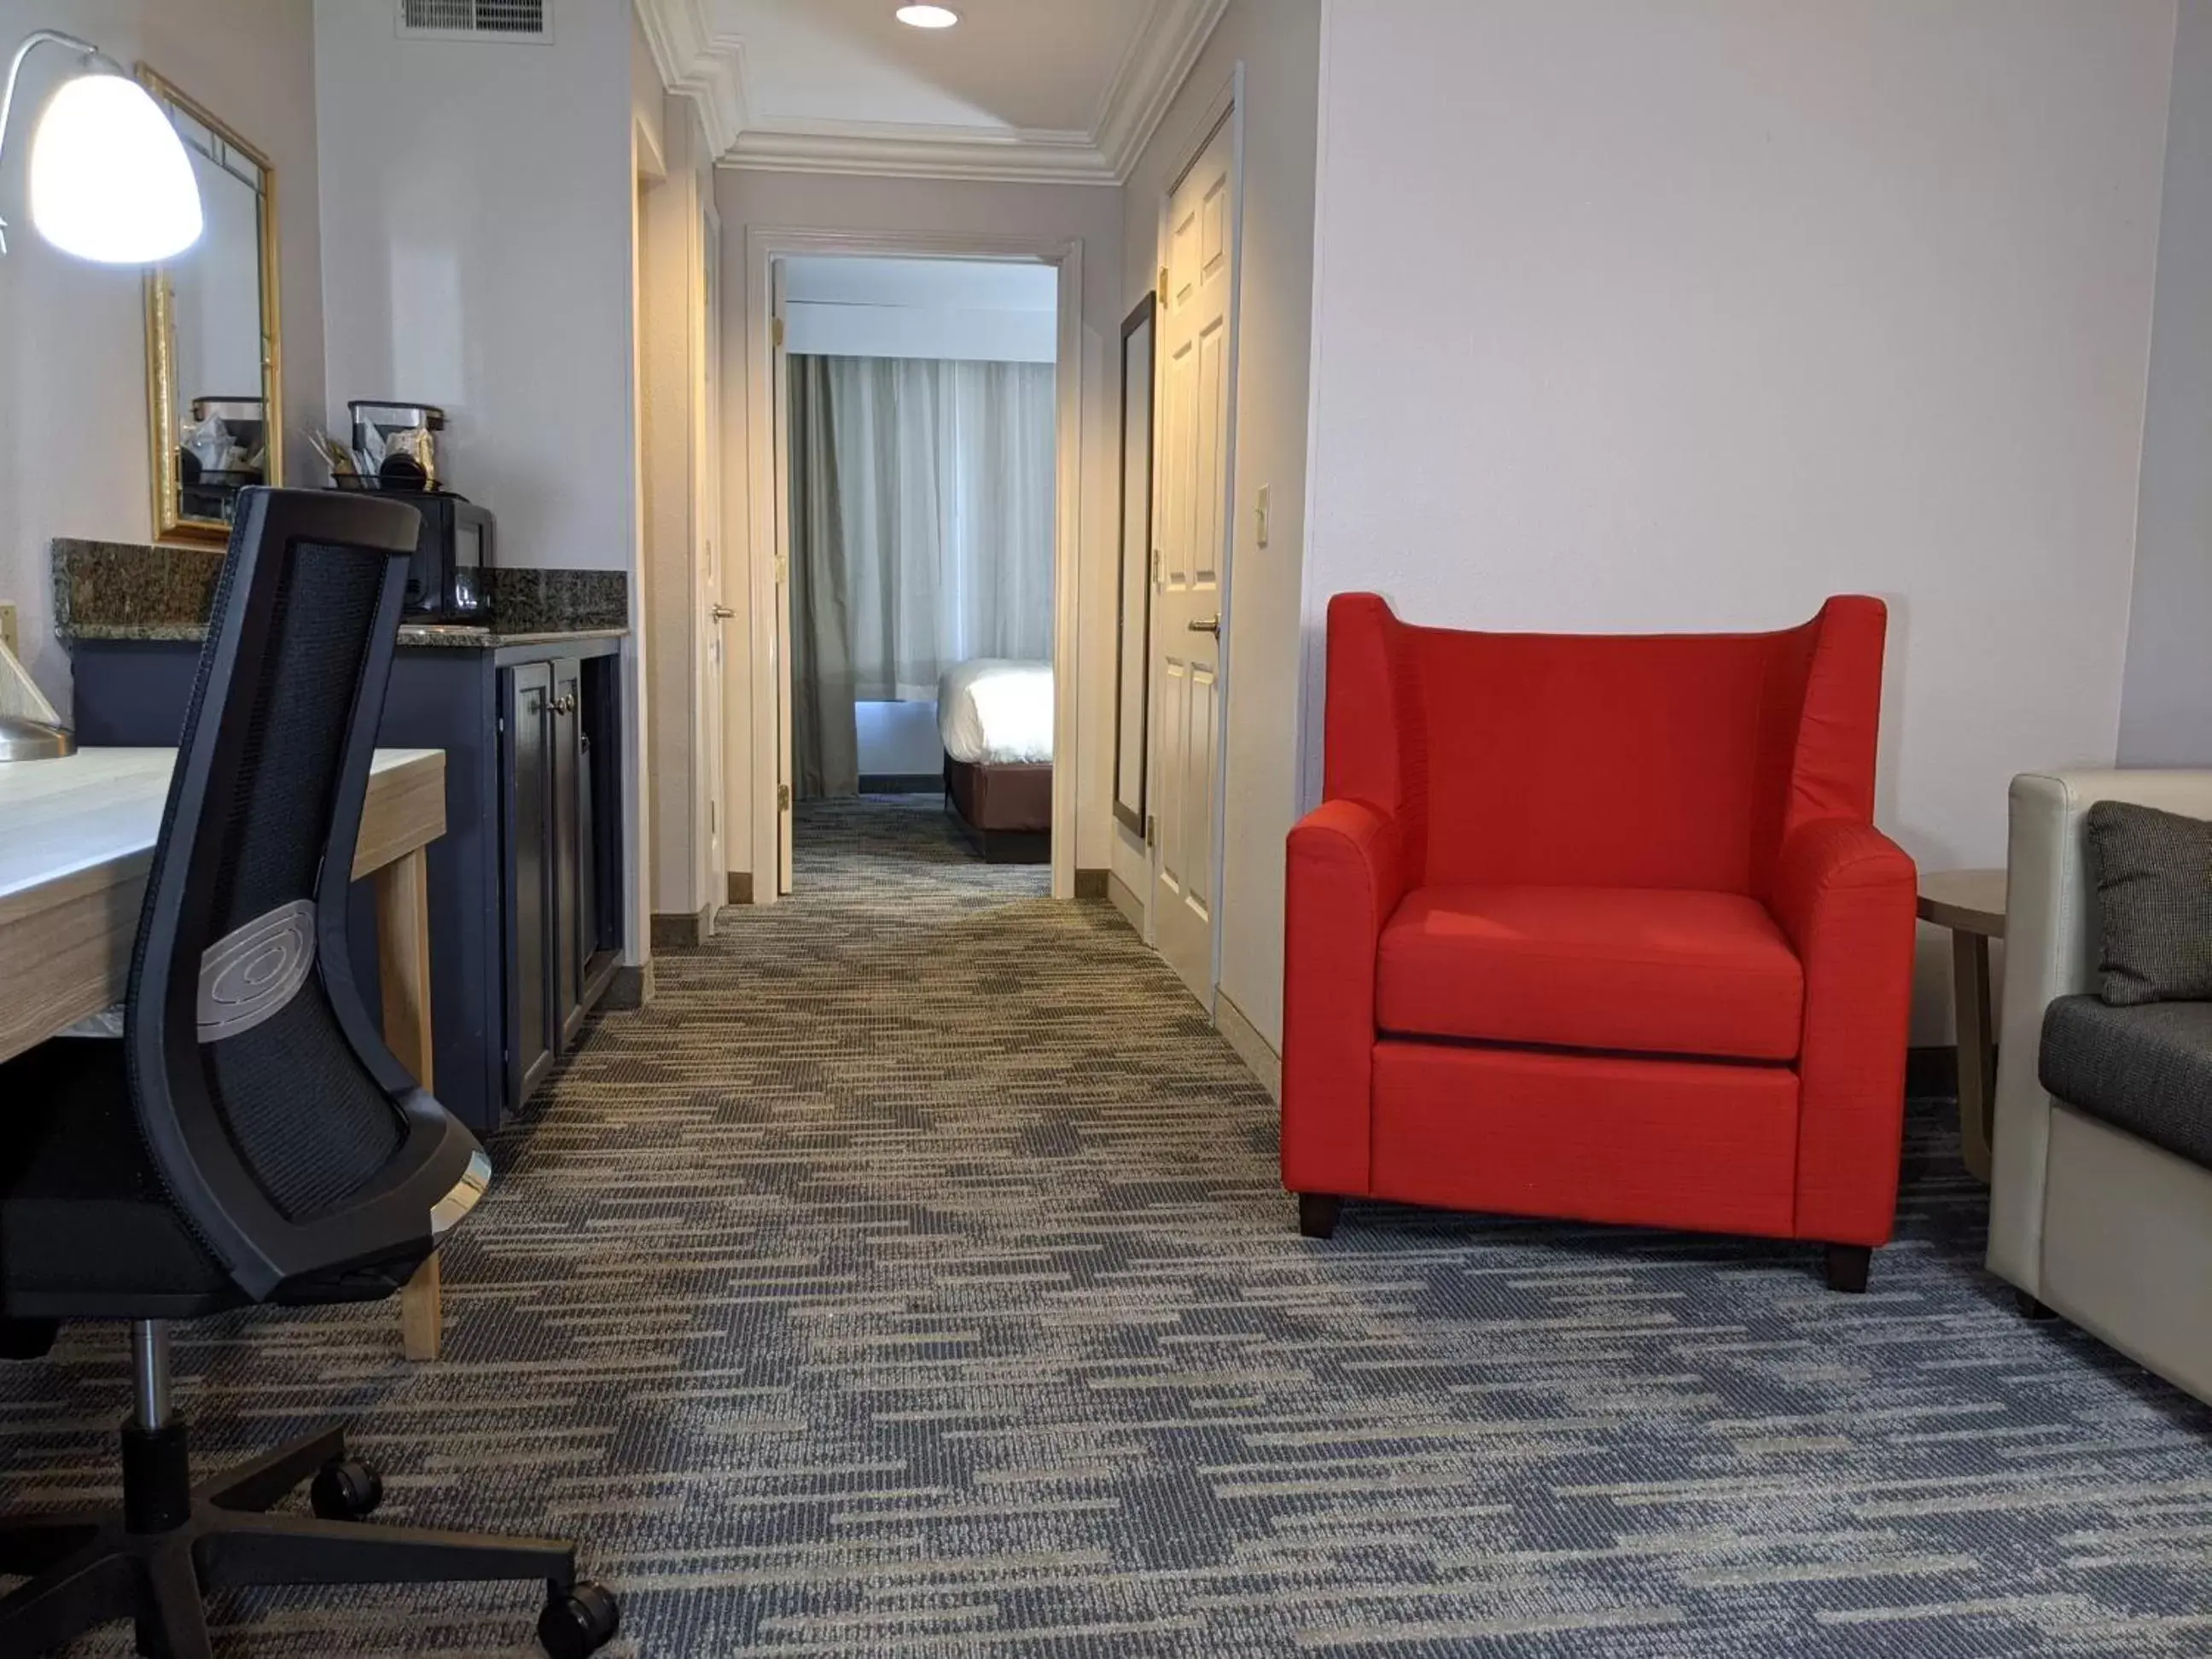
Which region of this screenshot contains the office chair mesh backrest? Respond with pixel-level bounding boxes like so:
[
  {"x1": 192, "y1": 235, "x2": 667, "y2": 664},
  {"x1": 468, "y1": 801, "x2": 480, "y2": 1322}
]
[{"x1": 126, "y1": 495, "x2": 416, "y2": 1224}]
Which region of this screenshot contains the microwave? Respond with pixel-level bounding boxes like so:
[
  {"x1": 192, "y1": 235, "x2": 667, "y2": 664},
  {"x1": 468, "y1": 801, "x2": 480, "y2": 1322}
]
[{"x1": 385, "y1": 490, "x2": 493, "y2": 622}]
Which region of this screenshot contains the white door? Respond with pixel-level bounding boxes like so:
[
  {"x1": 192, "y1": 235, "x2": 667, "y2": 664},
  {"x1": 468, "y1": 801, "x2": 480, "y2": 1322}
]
[
  {"x1": 1151, "y1": 114, "x2": 1237, "y2": 1007},
  {"x1": 771, "y1": 259, "x2": 795, "y2": 894},
  {"x1": 698, "y1": 203, "x2": 727, "y2": 910}
]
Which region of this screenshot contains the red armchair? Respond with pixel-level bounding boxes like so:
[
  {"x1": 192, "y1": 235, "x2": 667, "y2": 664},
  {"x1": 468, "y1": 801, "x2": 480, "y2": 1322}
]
[{"x1": 1283, "y1": 593, "x2": 1918, "y2": 1289}]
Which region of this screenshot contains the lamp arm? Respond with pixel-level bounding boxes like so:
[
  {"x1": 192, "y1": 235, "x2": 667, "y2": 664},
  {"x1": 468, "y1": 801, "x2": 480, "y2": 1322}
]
[{"x1": 0, "y1": 30, "x2": 122, "y2": 256}]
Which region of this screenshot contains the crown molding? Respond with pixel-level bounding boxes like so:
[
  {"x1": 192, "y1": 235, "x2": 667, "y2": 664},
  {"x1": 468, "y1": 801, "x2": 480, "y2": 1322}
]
[
  {"x1": 1092, "y1": 0, "x2": 1228, "y2": 179},
  {"x1": 726, "y1": 120, "x2": 1117, "y2": 184},
  {"x1": 633, "y1": 0, "x2": 746, "y2": 157},
  {"x1": 635, "y1": 0, "x2": 1226, "y2": 186}
]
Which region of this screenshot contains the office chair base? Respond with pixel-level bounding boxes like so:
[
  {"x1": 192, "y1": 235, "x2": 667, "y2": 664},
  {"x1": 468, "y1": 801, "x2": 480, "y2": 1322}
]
[{"x1": 0, "y1": 1417, "x2": 620, "y2": 1657}]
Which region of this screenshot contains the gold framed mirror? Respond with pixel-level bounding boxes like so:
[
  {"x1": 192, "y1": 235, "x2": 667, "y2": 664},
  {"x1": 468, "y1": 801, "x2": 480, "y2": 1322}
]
[{"x1": 139, "y1": 68, "x2": 281, "y2": 543}]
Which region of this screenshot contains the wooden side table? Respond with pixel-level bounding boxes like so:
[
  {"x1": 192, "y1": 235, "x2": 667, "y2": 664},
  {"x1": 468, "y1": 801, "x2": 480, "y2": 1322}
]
[{"x1": 1918, "y1": 868, "x2": 2007, "y2": 1181}]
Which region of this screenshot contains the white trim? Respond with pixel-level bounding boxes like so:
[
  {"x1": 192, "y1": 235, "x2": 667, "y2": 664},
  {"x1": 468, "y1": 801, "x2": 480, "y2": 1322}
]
[
  {"x1": 633, "y1": 0, "x2": 747, "y2": 155},
  {"x1": 741, "y1": 227, "x2": 1083, "y2": 905},
  {"x1": 636, "y1": 0, "x2": 1225, "y2": 184},
  {"x1": 727, "y1": 122, "x2": 1116, "y2": 186},
  {"x1": 1091, "y1": 0, "x2": 1231, "y2": 181},
  {"x1": 1214, "y1": 988, "x2": 1281, "y2": 1103},
  {"x1": 1297, "y1": 1, "x2": 1337, "y2": 815}
]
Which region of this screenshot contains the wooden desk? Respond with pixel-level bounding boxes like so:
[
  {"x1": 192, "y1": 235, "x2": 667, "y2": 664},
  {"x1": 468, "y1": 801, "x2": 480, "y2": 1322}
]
[
  {"x1": 0, "y1": 748, "x2": 452, "y2": 1359},
  {"x1": 1918, "y1": 867, "x2": 2007, "y2": 1183}
]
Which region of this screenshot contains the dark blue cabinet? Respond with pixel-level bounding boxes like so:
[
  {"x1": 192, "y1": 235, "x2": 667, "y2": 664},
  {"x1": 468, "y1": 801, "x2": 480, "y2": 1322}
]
[{"x1": 69, "y1": 633, "x2": 626, "y2": 1132}]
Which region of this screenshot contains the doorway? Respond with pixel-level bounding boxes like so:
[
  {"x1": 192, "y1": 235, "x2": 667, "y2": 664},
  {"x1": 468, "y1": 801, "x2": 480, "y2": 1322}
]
[
  {"x1": 742, "y1": 231, "x2": 1083, "y2": 903},
  {"x1": 777, "y1": 254, "x2": 1059, "y2": 883}
]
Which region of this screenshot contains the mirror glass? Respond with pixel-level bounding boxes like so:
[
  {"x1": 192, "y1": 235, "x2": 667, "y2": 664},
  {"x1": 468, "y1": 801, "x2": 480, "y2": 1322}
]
[
  {"x1": 142, "y1": 71, "x2": 280, "y2": 540},
  {"x1": 1113, "y1": 295, "x2": 1157, "y2": 836}
]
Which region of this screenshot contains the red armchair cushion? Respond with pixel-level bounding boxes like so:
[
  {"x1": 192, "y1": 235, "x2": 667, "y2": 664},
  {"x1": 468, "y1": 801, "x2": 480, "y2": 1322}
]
[{"x1": 1376, "y1": 885, "x2": 1806, "y2": 1062}]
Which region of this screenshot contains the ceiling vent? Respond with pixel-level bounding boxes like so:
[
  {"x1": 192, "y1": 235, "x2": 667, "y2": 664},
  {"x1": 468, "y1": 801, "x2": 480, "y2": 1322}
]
[{"x1": 398, "y1": 0, "x2": 551, "y2": 43}]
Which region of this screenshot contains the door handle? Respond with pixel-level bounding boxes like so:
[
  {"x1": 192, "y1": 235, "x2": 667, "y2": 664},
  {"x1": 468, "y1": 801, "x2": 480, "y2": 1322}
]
[
  {"x1": 711, "y1": 604, "x2": 736, "y2": 621},
  {"x1": 1187, "y1": 615, "x2": 1220, "y2": 636}
]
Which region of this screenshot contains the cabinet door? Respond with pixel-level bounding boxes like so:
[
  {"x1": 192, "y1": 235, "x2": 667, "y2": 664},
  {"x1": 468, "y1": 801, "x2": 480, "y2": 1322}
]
[
  {"x1": 509, "y1": 662, "x2": 556, "y2": 1103},
  {"x1": 551, "y1": 657, "x2": 585, "y2": 1046}
]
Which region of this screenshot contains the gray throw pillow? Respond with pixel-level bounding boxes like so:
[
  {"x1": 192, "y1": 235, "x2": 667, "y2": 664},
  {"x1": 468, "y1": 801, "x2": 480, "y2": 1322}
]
[{"x1": 2087, "y1": 800, "x2": 2212, "y2": 1006}]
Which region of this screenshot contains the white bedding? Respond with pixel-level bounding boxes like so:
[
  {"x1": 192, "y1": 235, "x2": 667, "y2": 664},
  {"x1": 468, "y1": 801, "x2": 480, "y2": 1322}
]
[{"x1": 938, "y1": 659, "x2": 1054, "y2": 765}]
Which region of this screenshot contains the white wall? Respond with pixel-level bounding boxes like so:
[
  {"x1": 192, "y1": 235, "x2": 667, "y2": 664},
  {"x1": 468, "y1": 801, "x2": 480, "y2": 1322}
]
[
  {"x1": 315, "y1": 0, "x2": 633, "y2": 573},
  {"x1": 857, "y1": 701, "x2": 943, "y2": 777},
  {"x1": 2120, "y1": 0, "x2": 2212, "y2": 767},
  {"x1": 1301, "y1": 0, "x2": 2175, "y2": 1040},
  {"x1": 639, "y1": 67, "x2": 720, "y2": 922},
  {"x1": 316, "y1": 0, "x2": 648, "y2": 967},
  {"x1": 1116, "y1": 0, "x2": 1324, "y2": 1051},
  {"x1": 715, "y1": 168, "x2": 1123, "y2": 888},
  {"x1": 0, "y1": 0, "x2": 323, "y2": 718},
  {"x1": 784, "y1": 301, "x2": 1056, "y2": 364},
  {"x1": 783, "y1": 253, "x2": 1057, "y2": 362}
]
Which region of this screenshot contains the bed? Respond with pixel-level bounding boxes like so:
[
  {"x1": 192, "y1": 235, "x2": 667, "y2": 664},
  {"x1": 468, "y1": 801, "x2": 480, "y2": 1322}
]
[{"x1": 939, "y1": 659, "x2": 1053, "y2": 863}]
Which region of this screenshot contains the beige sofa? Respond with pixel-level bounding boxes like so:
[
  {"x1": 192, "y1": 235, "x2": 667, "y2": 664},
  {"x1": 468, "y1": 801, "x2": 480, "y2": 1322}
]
[{"x1": 1988, "y1": 769, "x2": 2212, "y2": 1402}]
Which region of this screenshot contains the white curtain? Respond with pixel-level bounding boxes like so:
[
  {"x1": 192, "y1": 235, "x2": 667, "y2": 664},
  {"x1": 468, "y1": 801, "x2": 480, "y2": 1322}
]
[{"x1": 814, "y1": 355, "x2": 1057, "y2": 701}]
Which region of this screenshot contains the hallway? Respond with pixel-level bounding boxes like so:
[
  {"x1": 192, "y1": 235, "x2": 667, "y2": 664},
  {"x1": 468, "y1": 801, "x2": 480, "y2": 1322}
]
[{"x1": 0, "y1": 797, "x2": 2206, "y2": 1655}]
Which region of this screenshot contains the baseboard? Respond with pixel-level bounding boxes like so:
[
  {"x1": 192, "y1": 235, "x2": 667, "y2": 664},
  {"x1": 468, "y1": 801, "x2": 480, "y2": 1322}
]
[
  {"x1": 727, "y1": 870, "x2": 754, "y2": 906},
  {"x1": 603, "y1": 959, "x2": 655, "y2": 1010},
  {"x1": 1908, "y1": 1044, "x2": 1960, "y2": 1098},
  {"x1": 1074, "y1": 868, "x2": 1108, "y2": 900},
  {"x1": 1107, "y1": 871, "x2": 1144, "y2": 935},
  {"x1": 649, "y1": 900, "x2": 718, "y2": 951},
  {"x1": 1215, "y1": 990, "x2": 1281, "y2": 1103},
  {"x1": 859, "y1": 772, "x2": 941, "y2": 795}
]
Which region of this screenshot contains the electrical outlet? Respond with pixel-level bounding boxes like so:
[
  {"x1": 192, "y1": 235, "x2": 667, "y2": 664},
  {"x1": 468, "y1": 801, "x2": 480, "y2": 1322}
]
[{"x1": 0, "y1": 604, "x2": 17, "y2": 660}]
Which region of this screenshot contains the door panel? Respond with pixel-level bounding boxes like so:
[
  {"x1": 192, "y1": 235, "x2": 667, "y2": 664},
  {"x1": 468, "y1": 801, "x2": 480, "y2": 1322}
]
[
  {"x1": 509, "y1": 663, "x2": 553, "y2": 1106},
  {"x1": 551, "y1": 656, "x2": 584, "y2": 1047},
  {"x1": 1150, "y1": 114, "x2": 1237, "y2": 1007}
]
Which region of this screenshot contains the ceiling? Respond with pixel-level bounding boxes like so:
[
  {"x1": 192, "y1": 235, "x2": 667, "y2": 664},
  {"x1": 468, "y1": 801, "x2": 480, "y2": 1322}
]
[{"x1": 636, "y1": 0, "x2": 1228, "y2": 183}]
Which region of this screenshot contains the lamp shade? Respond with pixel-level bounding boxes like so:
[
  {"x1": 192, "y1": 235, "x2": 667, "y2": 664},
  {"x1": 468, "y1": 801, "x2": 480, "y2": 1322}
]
[{"x1": 27, "y1": 71, "x2": 201, "y2": 264}]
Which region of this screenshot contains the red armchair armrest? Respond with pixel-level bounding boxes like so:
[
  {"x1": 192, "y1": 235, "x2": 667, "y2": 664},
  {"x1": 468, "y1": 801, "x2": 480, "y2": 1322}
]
[
  {"x1": 1770, "y1": 816, "x2": 1918, "y2": 1245},
  {"x1": 1282, "y1": 798, "x2": 1408, "y2": 1196}
]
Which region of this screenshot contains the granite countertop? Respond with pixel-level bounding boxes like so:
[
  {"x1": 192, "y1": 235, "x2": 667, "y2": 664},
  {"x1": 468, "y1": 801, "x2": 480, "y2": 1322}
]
[{"x1": 52, "y1": 540, "x2": 630, "y2": 649}]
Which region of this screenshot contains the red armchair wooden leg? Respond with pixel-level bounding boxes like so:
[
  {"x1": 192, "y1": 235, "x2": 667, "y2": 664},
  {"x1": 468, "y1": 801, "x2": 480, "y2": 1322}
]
[
  {"x1": 1297, "y1": 1195, "x2": 1343, "y2": 1240},
  {"x1": 1824, "y1": 1244, "x2": 1871, "y2": 1293}
]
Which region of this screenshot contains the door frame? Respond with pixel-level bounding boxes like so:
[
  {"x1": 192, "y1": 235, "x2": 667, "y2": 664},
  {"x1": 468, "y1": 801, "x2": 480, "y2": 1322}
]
[
  {"x1": 696, "y1": 195, "x2": 726, "y2": 914},
  {"x1": 740, "y1": 225, "x2": 1085, "y2": 903},
  {"x1": 1147, "y1": 68, "x2": 1246, "y2": 1003}
]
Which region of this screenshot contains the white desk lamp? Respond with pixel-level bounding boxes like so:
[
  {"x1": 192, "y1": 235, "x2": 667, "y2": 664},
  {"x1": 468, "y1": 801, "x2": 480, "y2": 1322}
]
[
  {"x1": 0, "y1": 31, "x2": 206, "y2": 759},
  {"x1": 0, "y1": 29, "x2": 202, "y2": 262}
]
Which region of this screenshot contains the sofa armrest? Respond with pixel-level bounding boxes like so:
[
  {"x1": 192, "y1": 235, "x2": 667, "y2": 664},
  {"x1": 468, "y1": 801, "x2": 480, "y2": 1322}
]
[
  {"x1": 1988, "y1": 770, "x2": 2212, "y2": 1291},
  {"x1": 1281, "y1": 799, "x2": 1407, "y2": 1197},
  {"x1": 1771, "y1": 816, "x2": 1918, "y2": 1246}
]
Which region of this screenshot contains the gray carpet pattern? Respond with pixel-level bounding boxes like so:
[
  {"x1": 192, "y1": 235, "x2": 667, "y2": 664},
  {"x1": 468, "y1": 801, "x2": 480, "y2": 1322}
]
[{"x1": 3, "y1": 793, "x2": 2210, "y2": 1656}]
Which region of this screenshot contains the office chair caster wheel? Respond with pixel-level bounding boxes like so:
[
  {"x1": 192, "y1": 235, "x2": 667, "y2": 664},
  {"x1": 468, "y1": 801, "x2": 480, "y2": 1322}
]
[
  {"x1": 310, "y1": 1457, "x2": 384, "y2": 1520},
  {"x1": 539, "y1": 1580, "x2": 621, "y2": 1657}
]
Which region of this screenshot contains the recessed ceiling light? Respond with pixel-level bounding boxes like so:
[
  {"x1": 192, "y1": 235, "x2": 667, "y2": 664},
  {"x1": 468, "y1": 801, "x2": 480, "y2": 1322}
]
[{"x1": 895, "y1": 4, "x2": 959, "y2": 27}]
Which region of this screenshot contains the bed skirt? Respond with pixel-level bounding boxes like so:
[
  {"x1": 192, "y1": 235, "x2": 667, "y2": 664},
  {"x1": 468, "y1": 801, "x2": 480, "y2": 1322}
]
[{"x1": 944, "y1": 754, "x2": 1051, "y2": 863}]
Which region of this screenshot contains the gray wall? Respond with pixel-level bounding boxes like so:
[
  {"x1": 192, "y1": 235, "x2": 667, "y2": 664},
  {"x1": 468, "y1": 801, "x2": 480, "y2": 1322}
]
[{"x1": 2119, "y1": 0, "x2": 2212, "y2": 765}]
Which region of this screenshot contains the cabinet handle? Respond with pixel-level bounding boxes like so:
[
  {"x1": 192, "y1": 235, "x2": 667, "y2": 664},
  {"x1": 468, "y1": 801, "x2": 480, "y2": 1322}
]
[
  {"x1": 551, "y1": 693, "x2": 577, "y2": 715},
  {"x1": 710, "y1": 604, "x2": 736, "y2": 621}
]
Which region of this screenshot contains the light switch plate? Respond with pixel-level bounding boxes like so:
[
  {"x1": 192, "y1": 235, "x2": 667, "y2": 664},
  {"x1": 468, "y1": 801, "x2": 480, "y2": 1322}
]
[{"x1": 0, "y1": 604, "x2": 17, "y2": 660}]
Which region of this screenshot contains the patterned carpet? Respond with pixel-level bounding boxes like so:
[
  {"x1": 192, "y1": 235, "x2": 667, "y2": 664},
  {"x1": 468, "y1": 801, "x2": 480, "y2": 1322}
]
[{"x1": 3, "y1": 793, "x2": 2210, "y2": 1656}]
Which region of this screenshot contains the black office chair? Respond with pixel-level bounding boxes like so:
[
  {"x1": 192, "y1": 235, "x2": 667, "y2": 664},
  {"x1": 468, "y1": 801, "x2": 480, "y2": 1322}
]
[{"x1": 0, "y1": 490, "x2": 620, "y2": 1658}]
